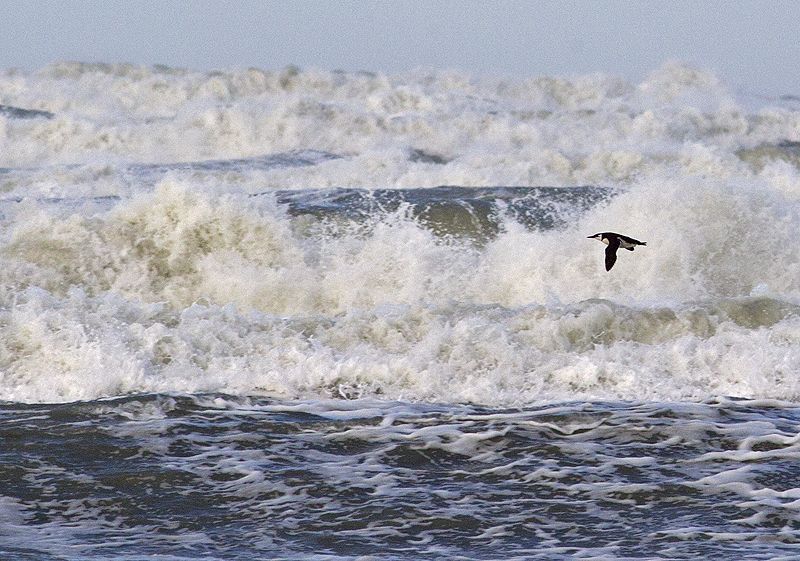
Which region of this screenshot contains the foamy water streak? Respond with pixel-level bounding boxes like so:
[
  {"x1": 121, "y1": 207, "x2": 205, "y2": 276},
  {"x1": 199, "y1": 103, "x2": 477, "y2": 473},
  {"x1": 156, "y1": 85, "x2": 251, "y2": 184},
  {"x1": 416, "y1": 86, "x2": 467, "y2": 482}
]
[{"x1": 2, "y1": 395, "x2": 799, "y2": 560}]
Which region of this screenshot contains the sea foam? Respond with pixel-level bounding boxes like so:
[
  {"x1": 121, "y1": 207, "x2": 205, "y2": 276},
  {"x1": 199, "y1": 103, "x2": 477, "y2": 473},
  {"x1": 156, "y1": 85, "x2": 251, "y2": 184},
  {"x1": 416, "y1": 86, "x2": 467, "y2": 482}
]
[{"x1": 1, "y1": 61, "x2": 800, "y2": 404}]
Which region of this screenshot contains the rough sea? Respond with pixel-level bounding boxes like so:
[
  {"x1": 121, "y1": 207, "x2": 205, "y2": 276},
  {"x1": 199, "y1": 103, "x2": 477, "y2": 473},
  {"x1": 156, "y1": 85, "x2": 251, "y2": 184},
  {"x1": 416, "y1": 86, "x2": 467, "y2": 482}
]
[{"x1": 2, "y1": 61, "x2": 800, "y2": 560}]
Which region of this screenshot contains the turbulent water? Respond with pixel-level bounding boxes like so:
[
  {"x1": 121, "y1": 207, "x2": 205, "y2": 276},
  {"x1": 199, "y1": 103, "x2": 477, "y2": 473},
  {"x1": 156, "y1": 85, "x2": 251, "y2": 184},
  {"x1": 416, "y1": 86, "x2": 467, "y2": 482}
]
[{"x1": 2, "y1": 61, "x2": 800, "y2": 559}]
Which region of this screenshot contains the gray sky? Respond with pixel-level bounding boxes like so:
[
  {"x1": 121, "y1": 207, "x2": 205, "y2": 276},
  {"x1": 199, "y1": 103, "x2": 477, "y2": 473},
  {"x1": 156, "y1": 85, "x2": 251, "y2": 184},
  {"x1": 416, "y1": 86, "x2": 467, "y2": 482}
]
[{"x1": 1, "y1": 0, "x2": 799, "y2": 95}]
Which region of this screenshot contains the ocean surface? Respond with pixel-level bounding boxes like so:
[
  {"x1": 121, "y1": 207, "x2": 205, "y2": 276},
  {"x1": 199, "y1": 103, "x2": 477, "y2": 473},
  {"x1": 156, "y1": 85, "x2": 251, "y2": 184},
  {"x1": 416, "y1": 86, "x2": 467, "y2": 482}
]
[{"x1": 1, "y1": 61, "x2": 800, "y2": 559}]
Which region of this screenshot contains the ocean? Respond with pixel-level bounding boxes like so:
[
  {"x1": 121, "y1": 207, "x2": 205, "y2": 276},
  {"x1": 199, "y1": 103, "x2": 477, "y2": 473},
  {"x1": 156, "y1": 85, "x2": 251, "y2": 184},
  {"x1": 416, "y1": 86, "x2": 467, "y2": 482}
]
[{"x1": 1, "y1": 61, "x2": 800, "y2": 560}]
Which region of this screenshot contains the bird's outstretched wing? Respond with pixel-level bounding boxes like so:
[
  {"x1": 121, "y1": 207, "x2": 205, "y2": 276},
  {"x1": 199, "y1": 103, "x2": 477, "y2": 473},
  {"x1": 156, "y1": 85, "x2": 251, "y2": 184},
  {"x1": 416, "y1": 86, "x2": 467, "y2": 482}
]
[
  {"x1": 605, "y1": 237, "x2": 620, "y2": 271},
  {"x1": 619, "y1": 234, "x2": 645, "y2": 246}
]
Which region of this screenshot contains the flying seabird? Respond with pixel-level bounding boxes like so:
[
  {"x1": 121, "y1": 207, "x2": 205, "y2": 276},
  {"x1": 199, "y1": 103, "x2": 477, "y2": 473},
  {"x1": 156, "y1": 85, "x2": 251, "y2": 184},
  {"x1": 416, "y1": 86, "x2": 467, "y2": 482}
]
[{"x1": 587, "y1": 232, "x2": 646, "y2": 271}]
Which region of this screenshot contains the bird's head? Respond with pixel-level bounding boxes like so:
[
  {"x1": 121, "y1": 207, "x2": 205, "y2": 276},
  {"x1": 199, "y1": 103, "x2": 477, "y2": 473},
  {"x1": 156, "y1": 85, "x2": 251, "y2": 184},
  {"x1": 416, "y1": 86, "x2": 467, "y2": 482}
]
[{"x1": 587, "y1": 233, "x2": 603, "y2": 241}]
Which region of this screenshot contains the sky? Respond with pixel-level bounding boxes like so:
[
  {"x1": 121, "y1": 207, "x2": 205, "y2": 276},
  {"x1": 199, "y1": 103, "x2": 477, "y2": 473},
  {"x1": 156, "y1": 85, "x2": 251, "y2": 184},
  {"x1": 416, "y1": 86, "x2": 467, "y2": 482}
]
[{"x1": 1, "y1": 0, "x2": 799, "y2": 96}]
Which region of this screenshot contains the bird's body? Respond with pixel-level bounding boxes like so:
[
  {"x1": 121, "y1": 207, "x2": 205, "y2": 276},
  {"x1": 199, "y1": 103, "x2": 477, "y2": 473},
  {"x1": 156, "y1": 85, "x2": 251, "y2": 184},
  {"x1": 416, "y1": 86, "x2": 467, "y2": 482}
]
[{"x1": 587, "y1": 232, "x2": 646, "y2": 271}]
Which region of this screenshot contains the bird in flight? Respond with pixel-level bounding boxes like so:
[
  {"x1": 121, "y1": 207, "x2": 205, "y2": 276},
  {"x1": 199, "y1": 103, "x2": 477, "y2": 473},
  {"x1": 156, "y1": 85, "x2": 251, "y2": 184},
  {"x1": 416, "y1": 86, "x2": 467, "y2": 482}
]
[{"x1": 587, "y1": 232, "x2": 646, "y2": 271}]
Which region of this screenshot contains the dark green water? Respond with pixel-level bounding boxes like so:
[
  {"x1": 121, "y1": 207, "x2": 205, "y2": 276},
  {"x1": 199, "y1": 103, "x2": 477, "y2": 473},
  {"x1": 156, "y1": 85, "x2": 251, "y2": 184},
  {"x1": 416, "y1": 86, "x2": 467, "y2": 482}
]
[{"x1": 2, "y1": 395, "x2": 799, "y2": 560}]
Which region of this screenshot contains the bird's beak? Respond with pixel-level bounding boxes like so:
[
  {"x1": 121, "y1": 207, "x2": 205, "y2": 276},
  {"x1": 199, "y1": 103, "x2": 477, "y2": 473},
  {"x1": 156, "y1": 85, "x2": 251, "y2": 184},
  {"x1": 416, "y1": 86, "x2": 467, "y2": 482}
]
[{"x1": 587, "y1": 235, "x2": 594, "y2": 238}]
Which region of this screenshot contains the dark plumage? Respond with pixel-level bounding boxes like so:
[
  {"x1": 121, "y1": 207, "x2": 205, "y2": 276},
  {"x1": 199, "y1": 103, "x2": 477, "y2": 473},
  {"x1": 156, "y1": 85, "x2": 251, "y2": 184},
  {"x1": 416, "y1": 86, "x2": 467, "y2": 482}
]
[{"x1": 587, "y1": 232, "x2": 646, "y2": 271}]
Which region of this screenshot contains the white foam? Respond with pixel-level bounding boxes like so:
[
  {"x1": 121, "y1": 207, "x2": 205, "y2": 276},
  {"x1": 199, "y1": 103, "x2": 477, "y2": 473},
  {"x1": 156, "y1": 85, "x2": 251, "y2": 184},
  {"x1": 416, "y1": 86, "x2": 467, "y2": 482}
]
[
  {"x1": 1, "y1": 174, "x2": 800, "y2": 404},
  {"x1": 2, "y1": 61, "x2": 800, "y2": 405},
  {"x1": 0, "y1": 61, "x2": 797, "y2": 188},
  {"x1": 6, "y1": 169, "x2": 800, "y2": 310},
  {"x1": 2, "y1": 281, "x2": 800, "y2": 404}
]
